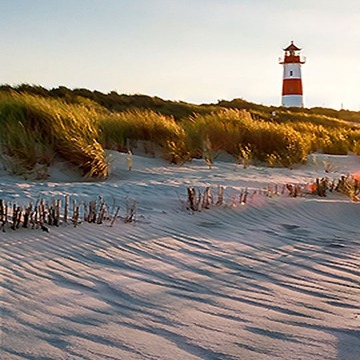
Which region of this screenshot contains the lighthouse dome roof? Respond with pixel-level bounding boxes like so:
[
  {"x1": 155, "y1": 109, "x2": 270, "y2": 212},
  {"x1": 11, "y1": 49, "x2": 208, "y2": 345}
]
[{"x1": 283, "y1": 41, "x2": 301, "y2": 51}]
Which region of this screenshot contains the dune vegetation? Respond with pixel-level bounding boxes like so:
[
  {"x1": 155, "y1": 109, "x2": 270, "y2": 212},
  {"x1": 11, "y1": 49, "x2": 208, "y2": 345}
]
[
  {"x1": 0, "y1": 84, "x2": 359, "y2": 178},
  {"x1": 0, "y1": 92, "x2": 108, "y2": 178}
]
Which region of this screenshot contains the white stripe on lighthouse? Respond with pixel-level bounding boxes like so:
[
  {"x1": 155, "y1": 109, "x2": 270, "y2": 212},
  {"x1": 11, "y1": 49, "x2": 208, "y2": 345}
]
[
  {"x1": 282, "y1": 95, "x2": 303, "y2": 107},
  {"x1": 283, "y1": 63, "x2": 302, "y2": 79}
]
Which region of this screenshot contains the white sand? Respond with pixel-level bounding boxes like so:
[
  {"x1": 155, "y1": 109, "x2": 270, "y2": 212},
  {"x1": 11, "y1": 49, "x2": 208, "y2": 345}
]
[{"x1": 1, "y1": 152, "x2": 359, "y2": 360}]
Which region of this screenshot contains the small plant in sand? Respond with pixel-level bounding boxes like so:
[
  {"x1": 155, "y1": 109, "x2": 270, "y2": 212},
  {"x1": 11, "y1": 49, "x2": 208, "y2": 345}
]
[
  {"x1": 237, "y1": 145, "x2": 252, "y2": 168},
  {"x1": 290, "y1": 174, "x2": 360, "y2": 200},
  {"x1": 202, "y1": 135, "x2": 214, "y2": 169},
  {"x1": 163, "y1": 140, "x2": 190, "y2": 165},
  {"x1": 321, "y1": 156, "x2": 339, "y2": 173},
  {"x1": 127, "y1": 150, "x2": 133, "y2": 171},
  {"x1": 124, "y1": 198, "x2": 137, "y2": 223},
  {"x1": 266, "y1": 153, "x2": 279, "y2": 168},
  {"x1": 310, "y1": 154, "x2": 318, "y2": 171},
  {"x1": 335, "y1": 175, "x2": 360, "y2": 201}
]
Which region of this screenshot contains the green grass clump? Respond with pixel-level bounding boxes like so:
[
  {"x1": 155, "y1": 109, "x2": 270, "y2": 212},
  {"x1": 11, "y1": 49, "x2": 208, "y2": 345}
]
[
  {"x1": 289, "y1": 122, "x2": 360, "y2": 155},
  {"x1": 97, "y1": 109, "x2": 188, "y2": 163},
  {"x1": 0, "y1": 92, "x2": 109, "y2": 178},
  {"x1": 183, "y1": 109, "x2": 309, "y2": 167}
]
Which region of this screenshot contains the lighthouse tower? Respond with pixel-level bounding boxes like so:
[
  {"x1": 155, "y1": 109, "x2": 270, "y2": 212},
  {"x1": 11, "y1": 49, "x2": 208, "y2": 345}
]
[{"x1": 279, "y1": 41, "x2": 305, "y2": 107}]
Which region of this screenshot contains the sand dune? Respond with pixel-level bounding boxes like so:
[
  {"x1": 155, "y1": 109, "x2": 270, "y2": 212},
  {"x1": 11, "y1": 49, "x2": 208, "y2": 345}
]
[{"x1": 1, "y1": 153, "x2": 359, "y2": 359}]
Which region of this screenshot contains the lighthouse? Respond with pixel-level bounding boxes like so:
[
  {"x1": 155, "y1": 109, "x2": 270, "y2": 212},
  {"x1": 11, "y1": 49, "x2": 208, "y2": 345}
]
[{"x1": 279, "y1": 41, "x2": 305, "y2": 107}]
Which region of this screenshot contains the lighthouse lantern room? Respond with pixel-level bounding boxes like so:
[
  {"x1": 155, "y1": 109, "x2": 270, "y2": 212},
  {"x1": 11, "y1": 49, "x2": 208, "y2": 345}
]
[{"x1": 279, "y1": 41, "x2": 305, "y2": 107}]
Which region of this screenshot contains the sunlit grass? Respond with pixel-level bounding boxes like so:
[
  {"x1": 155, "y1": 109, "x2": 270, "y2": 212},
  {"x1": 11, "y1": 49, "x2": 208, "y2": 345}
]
[
  {"x1": 0, "y1": 89, "x2": 359, "y2": 178},
  {"x1": 183, "y1": 109, "x2": 310, "y2": 167},
  {"x1": 0, "y1": 91, "x2": 108, "y2": 178},
  {"x1": 97, "y1": 109, "x2": 188, "y2": 163}
]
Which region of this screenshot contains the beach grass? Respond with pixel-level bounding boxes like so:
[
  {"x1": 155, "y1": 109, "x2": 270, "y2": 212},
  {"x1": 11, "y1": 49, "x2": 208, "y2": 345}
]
[
  {"x1": 1, "y1": 86, "x2": 359, "y2": 177},
  {"x1": 0, "y1": 91, "x2": 109, "y2": 178},
  {"x1": 183, "y1": 109, "x2": 310, "y2": 167}
]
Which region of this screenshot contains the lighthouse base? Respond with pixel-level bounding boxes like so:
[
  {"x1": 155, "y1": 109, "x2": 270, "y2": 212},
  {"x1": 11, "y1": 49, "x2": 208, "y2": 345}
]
[{"x1": 282, "y1": 95, "x2": 303, "y2": 108}]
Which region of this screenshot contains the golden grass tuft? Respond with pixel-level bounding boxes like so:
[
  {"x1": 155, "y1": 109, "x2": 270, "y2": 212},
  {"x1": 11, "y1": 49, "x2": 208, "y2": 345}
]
[
  {"x1": 183, "y1": 109, "x2": 309, "y2": 167},
  {"x1": 0, "y1": 91, "x2": 109, "y2": 178},
  {"x1": 97, "y1": 109, "x2": 187, "y2": 162}
]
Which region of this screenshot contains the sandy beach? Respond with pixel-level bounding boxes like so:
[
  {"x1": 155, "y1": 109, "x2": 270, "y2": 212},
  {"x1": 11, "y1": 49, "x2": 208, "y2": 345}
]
[{"x1": 1, "y1": 152, "x2": 359, "y2": 359}]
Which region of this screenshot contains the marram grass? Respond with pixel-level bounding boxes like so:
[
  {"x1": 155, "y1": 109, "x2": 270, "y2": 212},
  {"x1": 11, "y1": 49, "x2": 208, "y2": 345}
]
[
  {"x1": 0, "y1": 90, "x2": 359, "y2": 177},
  {"x1": 183, "y1": 109, "x2": 310, "y2": 167},
  {"x1": 97, "y1": 109, "x2": 189, "y2": 163},
  {"x1": 0, "y1": 92, "x2": 109, "y2": 178}
]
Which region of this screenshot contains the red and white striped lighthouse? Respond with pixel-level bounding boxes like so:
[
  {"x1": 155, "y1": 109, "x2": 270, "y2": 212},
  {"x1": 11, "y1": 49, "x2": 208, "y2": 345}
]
[{"x1": 279, "y1": 41, "x2": 305, "y2": 107}]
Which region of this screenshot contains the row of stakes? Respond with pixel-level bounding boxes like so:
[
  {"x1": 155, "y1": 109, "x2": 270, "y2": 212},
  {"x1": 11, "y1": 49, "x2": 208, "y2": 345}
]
[
  {"x1": 2, "y1": 175, "x2": 357, "y2": 232},
  {"x1": 0, "y1": 196, "x2": 137, "y2": 233},
  {"x1": 186, "y1": 184, "x2": 287, "y2": 213},
  {"x1": 186, "y1": 175, "x2": 360, "y2": 213}
]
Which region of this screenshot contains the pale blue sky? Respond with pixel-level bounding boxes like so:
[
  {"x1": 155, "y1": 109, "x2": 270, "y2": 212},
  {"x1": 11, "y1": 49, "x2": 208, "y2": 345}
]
[{"x1": 1, "y1": 0, "x2": 360, "y2": 109}]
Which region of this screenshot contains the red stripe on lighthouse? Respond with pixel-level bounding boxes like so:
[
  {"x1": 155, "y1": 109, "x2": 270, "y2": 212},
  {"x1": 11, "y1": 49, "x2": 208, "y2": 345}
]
[{"x1": 282, "y1": 78, "x2": 303, "y2": 95}]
